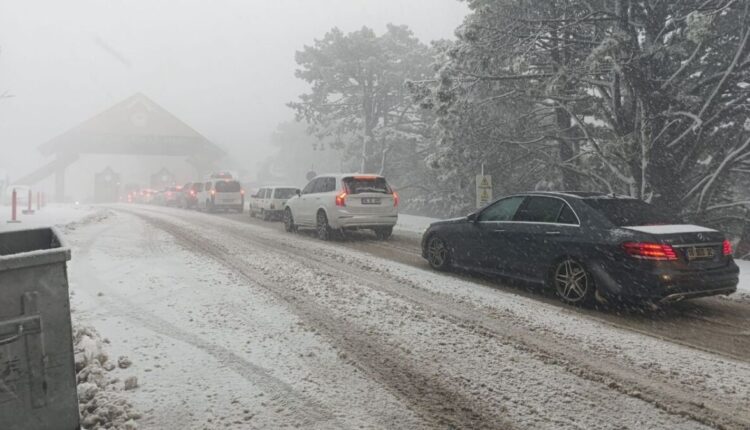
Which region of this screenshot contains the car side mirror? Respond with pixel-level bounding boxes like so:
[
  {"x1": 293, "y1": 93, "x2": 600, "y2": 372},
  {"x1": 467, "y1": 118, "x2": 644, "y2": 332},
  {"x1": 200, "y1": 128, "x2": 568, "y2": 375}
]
[
  {"x1": 296, "y1": 190, "x2": 302, "y2": 196},
  {"x1": 467, "y1": 212, "x2": 478, "y2": 223}
]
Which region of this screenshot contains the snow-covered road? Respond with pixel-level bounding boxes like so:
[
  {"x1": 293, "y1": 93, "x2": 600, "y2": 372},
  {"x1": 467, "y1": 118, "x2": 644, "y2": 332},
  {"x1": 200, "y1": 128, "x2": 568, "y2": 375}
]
[{"x1": 63, "y1": 205, "x2": 750, "y2": 429}]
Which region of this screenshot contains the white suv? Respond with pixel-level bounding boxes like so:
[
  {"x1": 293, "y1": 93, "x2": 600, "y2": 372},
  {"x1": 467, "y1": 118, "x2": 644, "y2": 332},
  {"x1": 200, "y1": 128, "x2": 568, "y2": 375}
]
[
  {"x1": 283, "y1": 174, "x2": 399, "y2": 240},
  {"x1": 250, "y1": 186, "x2": 300, "y2": 221},
  {"x1": 198, "y1": 178, "x2": 244, "y2": 213}
]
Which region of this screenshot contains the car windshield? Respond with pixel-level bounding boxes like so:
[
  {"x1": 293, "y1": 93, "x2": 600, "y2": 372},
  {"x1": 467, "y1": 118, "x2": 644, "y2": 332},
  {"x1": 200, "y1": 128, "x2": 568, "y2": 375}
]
[
  {"x1": 274, "y1": 188, "x2": 298, "y2": 199},
  {"x1": 582, "y1": 198, "x2": 677, "y2": 226},
  {"x1": 343, "y1": 177, "x2": 390, "y2": 194},
  {"x1": 215, "y1": 180, "x2": 241, "y2": 192}
]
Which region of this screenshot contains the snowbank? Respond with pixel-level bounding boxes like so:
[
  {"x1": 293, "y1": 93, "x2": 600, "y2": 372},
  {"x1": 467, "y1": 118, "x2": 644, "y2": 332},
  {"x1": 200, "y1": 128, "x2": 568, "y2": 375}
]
[
  {"x1": 0, "y1": 203, "x2": 99, "y2": 231},
  {"x1": 737, "y1": 259, "x2": 749, "y2": 294},
  {"x1": 74, "y1": 325, "x2": 140, "y2": 429},
  {"x1": 395, "y1": 213, "x2": 439, "y2": 236}
]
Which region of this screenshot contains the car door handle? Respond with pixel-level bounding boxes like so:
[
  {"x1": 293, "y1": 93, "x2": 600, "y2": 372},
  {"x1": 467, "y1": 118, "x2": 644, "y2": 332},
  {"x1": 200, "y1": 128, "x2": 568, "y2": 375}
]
[{"x1": 545, "y1": 231, "x2": 561, "y2": 236}]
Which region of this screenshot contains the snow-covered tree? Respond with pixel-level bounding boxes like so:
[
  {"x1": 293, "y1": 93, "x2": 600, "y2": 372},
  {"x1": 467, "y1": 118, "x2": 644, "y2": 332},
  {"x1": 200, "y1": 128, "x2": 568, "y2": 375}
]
[
  {"x1": 289, "y1": 24, "x2": 433, "y2": 175},
  {"x1": 426, "y1": 0, "x2": 750, "y2": 242}
]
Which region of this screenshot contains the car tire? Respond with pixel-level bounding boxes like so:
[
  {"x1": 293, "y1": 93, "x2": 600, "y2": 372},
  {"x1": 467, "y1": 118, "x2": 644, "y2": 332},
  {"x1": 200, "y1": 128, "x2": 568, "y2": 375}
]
[
  {"x1": 551, "y1": 258, "x2": 595, "y2": 306},
  {"x1": 316, "y1": 211, "x2": 331, "y2": 241},
  {"x1": 262, "y1": 209, "x2": 270, "y2": 221},
  {"x1": 374, "y1": 227, "x2": 393, "y2": 240},
  {"x1": 237, "y1": 205, "x2": 244, "y2": 214},
  {"x1": 250, "y1": 207, "x2": 256, "y2": 218},
  {"x1": 426, "y1": 235, "x2": 451, "y2": 271},
  {"x1": 284, "y1": 208, "x2": 297, "y2": 233}
]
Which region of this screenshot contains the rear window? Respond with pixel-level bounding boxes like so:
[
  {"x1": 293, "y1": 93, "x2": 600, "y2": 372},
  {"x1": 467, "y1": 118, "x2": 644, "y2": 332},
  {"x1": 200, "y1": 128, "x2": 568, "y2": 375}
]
[
  {"x1": 192, "y1": 183, "x2": 204, "y2": 192},
  {"x1": 274, "y1": 188, "x2": 298, "y2": 199},
  {"x1": 215, "y1": 180, "x2": 241, "y2": 192},
  {"x1": 343, "y1": 177, "x2": 390, "y2": 194},
  {"x1": 582, "y1": 198, "x2": 676, "y2": 226}
]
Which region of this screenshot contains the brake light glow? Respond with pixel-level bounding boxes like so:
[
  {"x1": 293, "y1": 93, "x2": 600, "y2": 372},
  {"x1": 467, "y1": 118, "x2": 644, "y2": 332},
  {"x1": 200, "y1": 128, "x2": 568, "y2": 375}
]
[
  {"x1": 335, "y1": 192, "x2": 347, "y2": 207},
  {"x1": 622, "y1": 242, "x2": 678, "y2": 261},
  {"x1": 190, "y1": 190, "x2": 196, "y2": 196},
  {"x1": 723, "y1": 239, "x2": 733, "y2": 256},
  {"x1": 241, "y1": 189, "x2": 245, "y2": 195},
  {"x1": 393, "y1": 191, "x2": 399, "y2": 207},
  {"x1": 211, "y1": 189, "x2": 216, "y2": 196}
]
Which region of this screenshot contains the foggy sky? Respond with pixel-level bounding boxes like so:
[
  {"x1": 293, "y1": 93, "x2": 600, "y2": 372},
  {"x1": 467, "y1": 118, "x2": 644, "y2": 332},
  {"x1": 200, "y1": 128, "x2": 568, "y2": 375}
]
[{"x1": 0, "y1": 0, "x2": 468, "y2": 180}]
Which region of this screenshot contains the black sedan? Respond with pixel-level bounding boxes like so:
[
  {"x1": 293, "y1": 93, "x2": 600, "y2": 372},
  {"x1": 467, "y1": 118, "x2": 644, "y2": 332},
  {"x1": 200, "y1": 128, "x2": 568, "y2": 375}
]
[{"x1": 421, "y1": 192, "x2": 739, "y2": 306}]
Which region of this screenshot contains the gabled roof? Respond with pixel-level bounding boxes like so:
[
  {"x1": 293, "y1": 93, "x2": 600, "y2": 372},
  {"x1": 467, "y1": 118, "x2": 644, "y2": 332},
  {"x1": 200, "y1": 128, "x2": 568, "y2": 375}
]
[{"x1": 39, "y1": 93, "x2": 223, "y2": 159}]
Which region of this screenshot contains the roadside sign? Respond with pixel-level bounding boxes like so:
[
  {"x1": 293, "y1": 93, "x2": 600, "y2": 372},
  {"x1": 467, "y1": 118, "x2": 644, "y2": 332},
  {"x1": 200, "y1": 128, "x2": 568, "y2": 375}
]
[{"x1": 476, "y1": 174, "x2": 492, "y2": 208}]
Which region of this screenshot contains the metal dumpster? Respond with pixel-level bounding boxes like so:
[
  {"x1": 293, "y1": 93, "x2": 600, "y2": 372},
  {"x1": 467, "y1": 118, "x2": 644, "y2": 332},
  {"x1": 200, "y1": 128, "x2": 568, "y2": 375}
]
[{"x1": 0, "y1": 227, "x2": 80, "y2": 430}]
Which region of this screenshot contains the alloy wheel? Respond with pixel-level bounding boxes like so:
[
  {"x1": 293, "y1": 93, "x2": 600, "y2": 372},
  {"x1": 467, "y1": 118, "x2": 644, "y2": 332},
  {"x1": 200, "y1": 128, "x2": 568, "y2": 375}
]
[
  {"x1": 554, "y1": 259, "x2": 590, "y2": 303},
  {"x1": 427, "y1": 236, "x2": 449, "y2": 269},
  {"x1": 317, "y1": 212, "x2": 330, "y2": 240},
  {"x1": 284, "y1": 209, "x2": 295, "y2": 232}
]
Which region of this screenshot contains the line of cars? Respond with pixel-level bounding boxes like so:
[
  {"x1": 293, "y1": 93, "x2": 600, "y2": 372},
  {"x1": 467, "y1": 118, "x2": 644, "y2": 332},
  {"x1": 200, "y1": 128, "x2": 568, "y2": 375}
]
[
  {"x1": 131, "y1": 173, "x2": 245, "y2": 213},
  {"x1": 143, "y1": 172, "x2": 403, "y2": 243},
  {"x1": 136, "y1": 173, "x2": 740, "y2": 307}
]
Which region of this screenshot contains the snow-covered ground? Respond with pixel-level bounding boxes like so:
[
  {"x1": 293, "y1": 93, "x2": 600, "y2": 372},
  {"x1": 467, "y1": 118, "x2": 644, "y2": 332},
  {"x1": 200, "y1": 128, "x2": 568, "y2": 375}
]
[
  {"x1": 9, "y1": 204, "x2": 748, "y2": 428},
  {"x1": 67, "y1": 211, "x2": 424, "y2": 429},
  {"x1": 0, "y1": 203, "x2": 98, "y2": 231},
  {"x1": 58, "y1": 205, "x2": 750, "y2": 429},
  {"x1": 394, "y1": 213, "x2": 438, "y2": 236}
]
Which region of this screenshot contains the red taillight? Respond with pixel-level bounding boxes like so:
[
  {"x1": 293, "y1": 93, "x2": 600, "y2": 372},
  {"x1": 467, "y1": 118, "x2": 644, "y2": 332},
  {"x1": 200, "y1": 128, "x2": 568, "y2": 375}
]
[
  {"x1": 393, "y1": 191, "x2": 399, "y2": 207},
  {"x1": 241, "y1": 189, "x2": 245, "y2": 195},
  {"x1": 211, "y1": 189, "x2": 216, "y2": 196},
  {"x1": 335, "y1": 192, "x2": 347, "y2": 207},
  {"x1": 723, "y1": 239, "x2": 733, "y2": 256},
  {"x1": 622, "y1": 242, "x2": 678, "y2": 261},
  {"x1": 190, "y1": 190, "x2": 196, "y2": 196}
]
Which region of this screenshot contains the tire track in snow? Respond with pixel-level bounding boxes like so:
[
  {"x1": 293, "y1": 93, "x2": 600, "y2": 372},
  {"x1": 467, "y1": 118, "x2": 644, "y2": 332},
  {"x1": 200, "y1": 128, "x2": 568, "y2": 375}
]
[
  {"x1": 72, "y1": 214, "x2": 345, "y2": 429},
  {"x1": 125, "y1": 209, "x2": 518, "y2": 430},
  {"x1": 219, "y1": 208, "x2": 750, "y2": 363},
  {"x1": 125, "y1": 206, "x2": 750, "y2": 430},
  {"x1": 231, "y1": 225, "x2": 750, "y2": 430}
]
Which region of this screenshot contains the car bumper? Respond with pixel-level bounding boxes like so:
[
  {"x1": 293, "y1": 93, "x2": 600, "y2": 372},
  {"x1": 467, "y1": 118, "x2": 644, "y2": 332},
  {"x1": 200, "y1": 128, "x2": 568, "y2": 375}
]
[
  {"x1": 214, "y1": 201, "x2": 243, "y2": 207},
  {"x1": 591, "y1": 259, "x2": 739, "y2": 303},
  {"x1": 331, "y1": 214, "x2": 398, "y2": 229}
]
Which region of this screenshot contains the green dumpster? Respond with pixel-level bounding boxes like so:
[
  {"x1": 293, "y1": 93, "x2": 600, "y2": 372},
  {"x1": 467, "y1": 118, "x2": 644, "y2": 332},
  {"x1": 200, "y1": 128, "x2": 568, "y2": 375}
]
[{"x1": 0, "y1": 227, "x2": 80, "y2": 430}]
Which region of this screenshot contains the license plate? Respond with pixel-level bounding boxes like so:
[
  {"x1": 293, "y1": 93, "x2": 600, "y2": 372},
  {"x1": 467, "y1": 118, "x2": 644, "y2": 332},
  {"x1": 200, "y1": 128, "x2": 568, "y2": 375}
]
[
  {"x1": 361, "y1": 198, "x2": 381, "y2": 205},
  {"x1": 686, "y1": 247, "x2": 715, "y2": 260}
]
